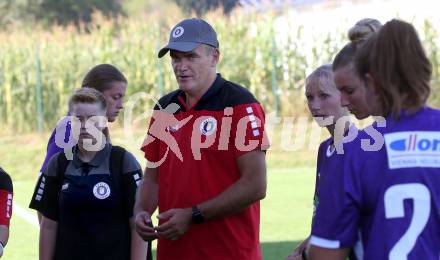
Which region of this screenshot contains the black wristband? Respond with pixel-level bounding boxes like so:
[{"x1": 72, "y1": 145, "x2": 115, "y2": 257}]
[{"x1": 191, "y1": 206, "x2": 204, "y2": 224}]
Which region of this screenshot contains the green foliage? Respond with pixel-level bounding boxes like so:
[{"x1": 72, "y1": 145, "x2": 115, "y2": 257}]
[
  {"x1": 0, "y1": 0, "x2": 30, "y2": 28},
  {"x1": 0, "y1": 13, "x2": 440, "y2": 132},
  {"x1": 0, "y1": 0, "x2": 124, "y2": 28},
  {"x1": 172, "y1": 0, "x2": 239, "y2": 16},
  {"x1": 122, "y1": 0, "x2": 179, "y2": 17},
  {"x1": 39, "y1": 0, "x2": 124, "y2": 26}
]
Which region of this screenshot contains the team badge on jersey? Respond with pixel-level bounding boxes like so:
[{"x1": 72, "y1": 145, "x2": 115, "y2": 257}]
[
  {"x1": 200, "y1": 117, "x2": 217, "y2": 136},
  {"x1": 93, "y1": 182, "x2": 111, "y2": 200},
  {"x1": 384, "y1": 131, "x2": 440, "y2": 169}
]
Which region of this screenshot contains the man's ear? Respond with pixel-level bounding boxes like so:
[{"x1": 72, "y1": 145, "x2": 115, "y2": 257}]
[{"x1": 211, "y1": 48, "x2": 220, "y2": 67}]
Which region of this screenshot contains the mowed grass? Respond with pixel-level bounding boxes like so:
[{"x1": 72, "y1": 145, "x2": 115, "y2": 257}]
[{"x1": 0, "y1": 129, "x2": 318, "y2": 260}]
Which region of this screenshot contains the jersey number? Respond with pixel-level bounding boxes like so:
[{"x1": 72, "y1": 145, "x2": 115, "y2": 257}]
[{"x1": 384, "y1": 183, "x2": 431, "y2": 260}]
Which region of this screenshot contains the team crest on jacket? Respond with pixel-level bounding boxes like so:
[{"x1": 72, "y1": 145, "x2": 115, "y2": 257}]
[
  {"x1": 200, "y1": 117, "x2": 217, "y2": 136},
  {"x1": 93, "y1": 182, "x2": 111, "y2": 200}
]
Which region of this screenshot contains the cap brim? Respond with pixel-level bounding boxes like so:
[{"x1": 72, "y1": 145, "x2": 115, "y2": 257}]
[{"x1": 158, "y1": 42, "x2": 201, "y2": 58}]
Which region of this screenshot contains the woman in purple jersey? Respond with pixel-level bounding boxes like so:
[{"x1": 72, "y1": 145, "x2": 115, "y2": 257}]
[
  {"x1": 332, "y1": 18, "x2": 382, "y2": 120},
  {"x1": 309, "y1": 19, "x2": 438, "y2": 260},
  {"x1": 287, "y1": 19, "x2": 381, "y2": 260},
  {"x1": 286, "y1": 64, "x2": 348, "y2": 260}
]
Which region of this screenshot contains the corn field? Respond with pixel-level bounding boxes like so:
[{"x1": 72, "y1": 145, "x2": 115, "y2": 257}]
[{"x1": 0, "y1": 11, "x2": 439, "y2": 132}]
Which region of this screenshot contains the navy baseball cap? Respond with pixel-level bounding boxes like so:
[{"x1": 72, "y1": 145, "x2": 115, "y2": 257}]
[{"x1": 158, "y1": 18, "x2": 219, "y2": 58}]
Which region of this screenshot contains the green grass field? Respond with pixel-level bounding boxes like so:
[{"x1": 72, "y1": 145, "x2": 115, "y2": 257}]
[{"x1": 0, "y1": 129, "x2": 318, "y2": 260}]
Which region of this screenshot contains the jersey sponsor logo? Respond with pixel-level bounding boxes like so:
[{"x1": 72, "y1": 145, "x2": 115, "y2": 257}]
[
  {"x1": 93, "y1": 182, "x2": 111, "y2": 200},
  {"x1": 172, "y1": 26, "x2": 184, "y2": 38},
  {"x1": 384, "y1": 131, "x2": 440, "y2": 169},
  {"x1": 200, "y1": 117, "x2": 217, "y2": 136}
]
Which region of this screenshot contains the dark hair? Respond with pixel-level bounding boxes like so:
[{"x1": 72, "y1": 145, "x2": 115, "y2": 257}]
[
  {"x1": 355, "y1": 19, "x2": 432, "y2": 118},
  {"x1": 333, "y1": 18, "x2": 382, "y2": 71},
  {"x1": 81, "y1": 64, "x2": 127, "y2": 92}
]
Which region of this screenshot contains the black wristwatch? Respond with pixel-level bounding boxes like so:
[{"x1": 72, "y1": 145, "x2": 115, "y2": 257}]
[{"x1": 191, "y1": 206, "x2": 204, "y2": 224}]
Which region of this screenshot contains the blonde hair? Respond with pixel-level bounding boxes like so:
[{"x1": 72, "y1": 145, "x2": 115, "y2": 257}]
[
  {"x1": 333, "y1": 18, "x2": 382, "y2": 70},
  {"x1": 305, "y1": 64, "x2": 337, "y2": 92},
  {"x1": 348, "y1": 18, "x2": 382, "y2": 47}
]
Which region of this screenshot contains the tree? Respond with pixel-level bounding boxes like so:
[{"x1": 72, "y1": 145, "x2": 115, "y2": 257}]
[
  {"x1": 0, "y1": 0, "x2": 124, "y2": 28},
  {"x1": 172, "y1": 0, "x2": 240, "y2": 16},
  {"x1": 0, "y1": 0, "x2": 30, "y2": 28},
  {"x1": 35, "y1": 0, "x2": 124, "y2": 27}
]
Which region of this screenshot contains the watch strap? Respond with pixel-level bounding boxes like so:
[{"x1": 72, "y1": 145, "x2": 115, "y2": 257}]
[{"x1": 191, "y1": 206, "x2": 204, "y2": 224}]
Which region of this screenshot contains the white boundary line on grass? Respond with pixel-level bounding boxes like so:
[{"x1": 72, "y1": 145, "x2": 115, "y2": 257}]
[{"x1": 13, "y1": 202, "x2": 39, "y2": 227}]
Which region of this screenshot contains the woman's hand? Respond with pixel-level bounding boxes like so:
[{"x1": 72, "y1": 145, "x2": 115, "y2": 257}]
[{"x1": 286, "y1": 237, "x2": 309, "y2": 260}]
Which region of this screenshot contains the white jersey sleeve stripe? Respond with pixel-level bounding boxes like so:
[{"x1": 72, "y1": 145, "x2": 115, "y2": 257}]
[{"x1": 310, "y1": 235, "x2": 341, "y2": 249}]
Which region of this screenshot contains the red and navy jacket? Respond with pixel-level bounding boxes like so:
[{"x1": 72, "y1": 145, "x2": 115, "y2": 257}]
[
  {"x1": 0, "y1": 167, "x2": 13, "y2": 227},
  {"x1": 142, "y1": 74, "x2": 268, "y2": 260}
]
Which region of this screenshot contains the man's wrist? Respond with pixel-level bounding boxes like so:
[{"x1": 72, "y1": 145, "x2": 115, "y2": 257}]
[{"x1": 191, "y1": 206, "x2": 205, "y2": 224}]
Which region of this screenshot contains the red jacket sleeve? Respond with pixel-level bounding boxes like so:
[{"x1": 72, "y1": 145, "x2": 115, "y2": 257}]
[{"x1": 0, "y1": 168, "x2": 13, "y2": 227}]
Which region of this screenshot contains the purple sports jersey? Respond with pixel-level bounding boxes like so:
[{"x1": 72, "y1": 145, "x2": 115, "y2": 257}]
[
  {"x1": 312, "y1": 137, "x2": 334, "y2": 222},
  {"x1": 312, "y1": 126, "x2": 361, "y2": 260},
  {"x1": 311, "y1": 107, "x2": 440, "y2": 259},
  {"x1": 39, "y1": 116, "x2": 72, "y2": 174}
]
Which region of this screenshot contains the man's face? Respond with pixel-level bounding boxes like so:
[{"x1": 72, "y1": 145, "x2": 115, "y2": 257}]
[{"x1": 170, "y1": 45, "x2": 218, "y2": 95}]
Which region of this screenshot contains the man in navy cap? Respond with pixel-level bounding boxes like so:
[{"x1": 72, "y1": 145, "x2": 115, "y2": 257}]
[{"x1": 135, "y1": 18, "x2": 269, "y2": 260}]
